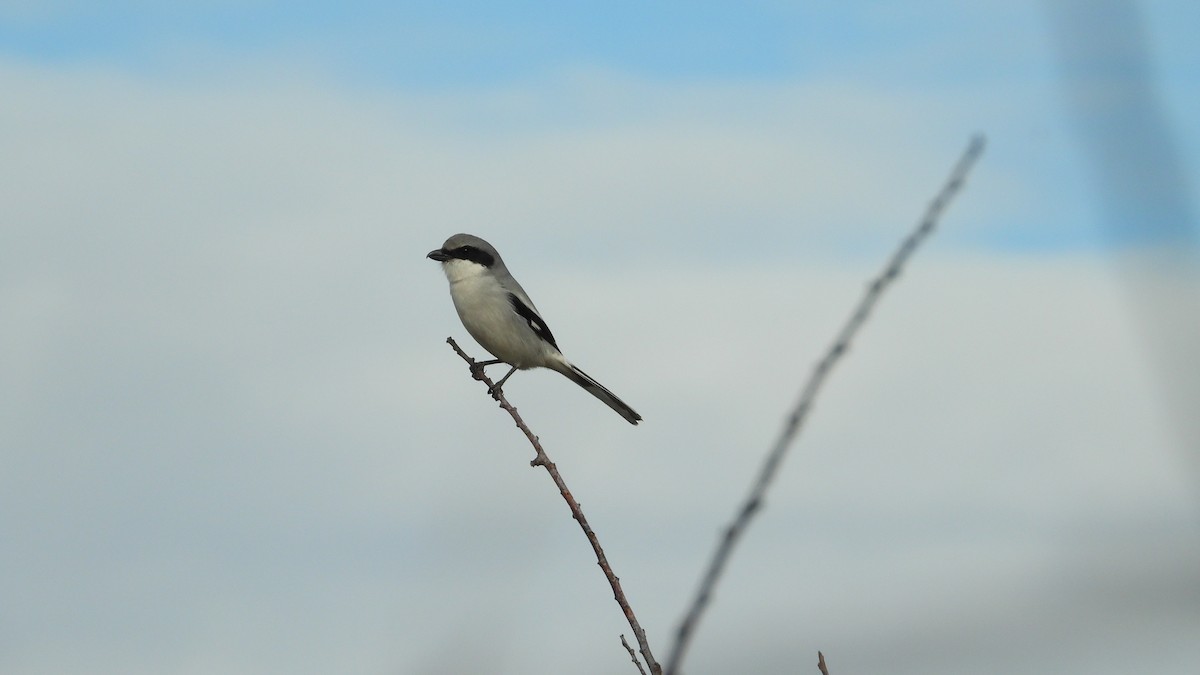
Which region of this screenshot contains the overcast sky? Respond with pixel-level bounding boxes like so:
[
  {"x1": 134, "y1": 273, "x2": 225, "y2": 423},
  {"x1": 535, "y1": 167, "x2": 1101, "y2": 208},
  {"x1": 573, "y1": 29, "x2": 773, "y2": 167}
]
[{"x1": 2, "y1": 2, "x2": 1199, "y2": 675}]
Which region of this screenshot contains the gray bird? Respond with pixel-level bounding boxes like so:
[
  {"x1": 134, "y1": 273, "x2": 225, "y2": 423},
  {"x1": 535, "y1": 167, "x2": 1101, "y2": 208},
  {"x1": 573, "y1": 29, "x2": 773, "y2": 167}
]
[{"x1": 428, "y1": 234, "x2": 642, "y2": 425}]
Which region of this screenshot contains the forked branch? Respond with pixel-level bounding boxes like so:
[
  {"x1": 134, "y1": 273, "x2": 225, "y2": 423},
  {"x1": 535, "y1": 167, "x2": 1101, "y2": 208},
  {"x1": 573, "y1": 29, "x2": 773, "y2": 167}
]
[{"x1": 445, "y1": 337, "x2": 661, "y2": 675}]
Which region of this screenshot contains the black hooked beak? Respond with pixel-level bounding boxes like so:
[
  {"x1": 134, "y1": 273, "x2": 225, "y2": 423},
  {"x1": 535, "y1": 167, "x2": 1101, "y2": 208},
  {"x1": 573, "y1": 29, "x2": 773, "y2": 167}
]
[{"x1": 427, "y1": 248, "x2": 450, "y2": 262}]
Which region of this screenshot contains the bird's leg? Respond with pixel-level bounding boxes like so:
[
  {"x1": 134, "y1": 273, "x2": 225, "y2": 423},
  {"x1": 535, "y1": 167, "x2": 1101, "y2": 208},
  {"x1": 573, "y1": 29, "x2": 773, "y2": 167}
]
[
  {"x1": 469, "y1": 358, "x2": 504, "y2": 381},
  {"x1": 487, "y1": 365, "x2": 519, "y2": 398}
]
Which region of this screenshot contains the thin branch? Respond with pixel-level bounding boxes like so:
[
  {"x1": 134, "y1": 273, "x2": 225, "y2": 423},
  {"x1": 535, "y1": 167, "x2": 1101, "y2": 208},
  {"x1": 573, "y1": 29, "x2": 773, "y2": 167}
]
[
  {"x1": 622, "y1": 634, "x2": 649, "y2": 675},
  {"x1": 817, "y1": 651, "x2": 830, "y2": 675},
  {"x1": 445, "y1": 337, "x2": 662, "y2": 675},
  {"x1": 663, "y1": 135, "x2": 986, "y2": 675}
]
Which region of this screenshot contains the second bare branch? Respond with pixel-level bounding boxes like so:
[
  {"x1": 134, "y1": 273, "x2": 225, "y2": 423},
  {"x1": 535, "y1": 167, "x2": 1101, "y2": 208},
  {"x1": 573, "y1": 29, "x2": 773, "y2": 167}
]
[{"x1": 663, "y1": 135, "x2": 986, "y2": 675}]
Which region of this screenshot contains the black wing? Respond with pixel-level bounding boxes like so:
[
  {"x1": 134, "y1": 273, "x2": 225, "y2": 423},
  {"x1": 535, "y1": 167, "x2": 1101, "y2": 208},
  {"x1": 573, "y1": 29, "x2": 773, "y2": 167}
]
[{"x1": 508, "y1": 293, "x2": 559, "y2": 350}]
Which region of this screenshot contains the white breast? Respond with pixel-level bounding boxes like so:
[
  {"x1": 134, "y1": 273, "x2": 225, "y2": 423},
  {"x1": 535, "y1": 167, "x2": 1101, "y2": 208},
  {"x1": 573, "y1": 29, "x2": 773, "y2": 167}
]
[{"x1": 442, "y1": 259, "x2": 556, "y2": 368}]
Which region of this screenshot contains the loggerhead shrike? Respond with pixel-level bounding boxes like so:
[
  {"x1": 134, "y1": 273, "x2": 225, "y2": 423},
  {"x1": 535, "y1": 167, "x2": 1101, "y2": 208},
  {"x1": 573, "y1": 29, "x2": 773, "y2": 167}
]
[{"x1": 428, "y1": 234, "x2": 642, "y2": 425}]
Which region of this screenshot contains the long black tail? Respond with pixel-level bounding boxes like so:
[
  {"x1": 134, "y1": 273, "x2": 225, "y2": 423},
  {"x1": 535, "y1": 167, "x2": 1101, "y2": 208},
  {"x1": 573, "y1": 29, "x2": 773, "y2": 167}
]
[{"x1": 557, "y1": 362, "x2": 642, "y2": 425}]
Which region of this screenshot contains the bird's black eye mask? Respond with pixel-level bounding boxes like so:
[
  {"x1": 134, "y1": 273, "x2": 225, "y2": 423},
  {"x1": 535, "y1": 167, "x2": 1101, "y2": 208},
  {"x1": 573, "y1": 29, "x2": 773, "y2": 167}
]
[{"x1": 448, "y1": 245, "x2": 495, "y2": 267}]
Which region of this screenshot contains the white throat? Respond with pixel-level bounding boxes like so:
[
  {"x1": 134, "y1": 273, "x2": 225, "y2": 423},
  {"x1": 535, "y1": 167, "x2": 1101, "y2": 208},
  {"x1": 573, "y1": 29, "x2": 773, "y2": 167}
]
[{"x1": 440, "y1": 258, "x2": 489, "y2": 285}]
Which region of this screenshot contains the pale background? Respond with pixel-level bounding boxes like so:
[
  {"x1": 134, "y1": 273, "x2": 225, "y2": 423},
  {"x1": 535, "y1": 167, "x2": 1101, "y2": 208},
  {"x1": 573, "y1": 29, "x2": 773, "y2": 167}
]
[{"x1": 2, "y1": 2, "x2": 1198, "y2": 674}]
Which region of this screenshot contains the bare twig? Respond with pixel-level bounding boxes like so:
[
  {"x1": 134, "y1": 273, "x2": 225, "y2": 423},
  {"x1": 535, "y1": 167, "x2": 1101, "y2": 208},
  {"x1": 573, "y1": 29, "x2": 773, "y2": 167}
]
[
  {"x1": 622, "y1": 634, "x2": 649, "y2": 675},
  {"x1": 445, "y1": 337, "x2": 661, "y2": 675},
  {"x1": 817, "y1": 651, "x2": 830, "y2": 675},
  {"x1": 663, "y1": 136, "x2": 986, "y2": 675}
]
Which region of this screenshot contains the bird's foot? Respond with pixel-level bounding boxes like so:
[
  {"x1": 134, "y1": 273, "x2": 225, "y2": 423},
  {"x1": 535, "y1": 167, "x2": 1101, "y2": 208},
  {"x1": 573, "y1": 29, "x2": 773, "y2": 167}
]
[{"x1": 469, "y1": 359, "x2": 503, "y2": 381}]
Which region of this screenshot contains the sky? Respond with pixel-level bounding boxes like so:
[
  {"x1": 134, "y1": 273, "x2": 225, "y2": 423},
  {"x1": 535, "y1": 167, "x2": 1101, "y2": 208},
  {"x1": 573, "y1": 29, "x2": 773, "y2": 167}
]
[{"x1": 2, "y1": 2, "x2": 1199, "y2": 675}]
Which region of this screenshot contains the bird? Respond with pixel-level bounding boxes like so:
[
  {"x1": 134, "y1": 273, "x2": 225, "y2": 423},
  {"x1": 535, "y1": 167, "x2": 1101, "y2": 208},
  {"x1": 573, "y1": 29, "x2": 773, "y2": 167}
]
[{"x1": 428, "y1": 233, "x2": 642, "y2": 425}]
